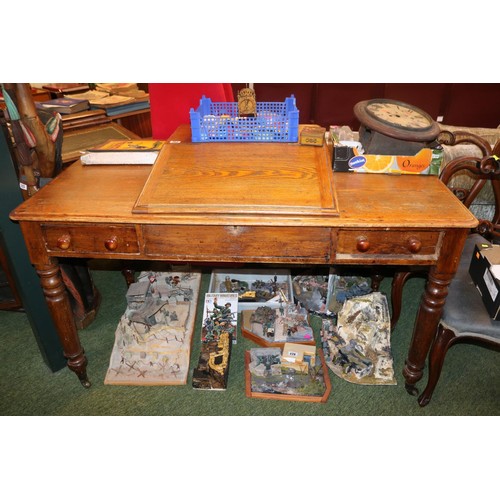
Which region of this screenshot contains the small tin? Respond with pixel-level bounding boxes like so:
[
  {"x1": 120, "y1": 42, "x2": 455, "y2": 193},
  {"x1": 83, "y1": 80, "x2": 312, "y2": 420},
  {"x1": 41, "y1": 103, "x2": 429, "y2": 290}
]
[{"x1": 300, "y1": 126, "x2": 326, "y2": 147}]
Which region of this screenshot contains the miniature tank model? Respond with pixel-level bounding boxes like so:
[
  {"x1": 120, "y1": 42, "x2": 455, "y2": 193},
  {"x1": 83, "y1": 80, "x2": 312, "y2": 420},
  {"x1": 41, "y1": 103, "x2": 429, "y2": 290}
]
[{"x1": 239, "y1": 290, "x2": 257, "y2": 301}]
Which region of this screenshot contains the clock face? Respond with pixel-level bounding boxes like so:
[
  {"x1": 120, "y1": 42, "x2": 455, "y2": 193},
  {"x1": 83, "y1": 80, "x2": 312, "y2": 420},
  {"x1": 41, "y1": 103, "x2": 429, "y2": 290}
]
[
  {"x1": 353, "y1": 98, "x2": 440, "y2": 142},
  {"x1": 239, "y1": 98, "x2": 254, "y2": 114},
  {"x1": 366, "y1": 101, "x2": 432, "y2": 130}
]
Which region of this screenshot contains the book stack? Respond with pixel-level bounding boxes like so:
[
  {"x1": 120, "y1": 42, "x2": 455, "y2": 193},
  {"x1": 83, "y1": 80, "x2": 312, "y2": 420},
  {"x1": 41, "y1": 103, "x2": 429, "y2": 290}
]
[
  {"x1": 89, "y1": 83, "x2": 150, "y2": 116},
  {"x1": 95, "y1": 83, "x2": 146, "y2": 98},
  {"x1": 60, "y1": 108, "x2": 110, "y2": 131},
  {"x1": 90, "y1": 96, "x2": 150, "y2": 116},
  {"x1": 36, "y1": 97, "x2": 89, "y2": 114}
]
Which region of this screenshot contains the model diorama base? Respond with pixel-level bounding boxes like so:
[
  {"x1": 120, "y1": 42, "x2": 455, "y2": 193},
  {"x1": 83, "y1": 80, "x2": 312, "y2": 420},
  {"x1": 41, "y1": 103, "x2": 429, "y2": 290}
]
[
  {"x1": 320, "y1": 292, "x2": 396, "y2": 385},
  {"x1": 240, "y1": 305, "x2": 315, "y2": 348},
  {"x1": 104, "y1": 271, "x2": 201, "y2": 386},
  {"x1": 244, "y1": 348, "x2": 331, "y2": 403}
]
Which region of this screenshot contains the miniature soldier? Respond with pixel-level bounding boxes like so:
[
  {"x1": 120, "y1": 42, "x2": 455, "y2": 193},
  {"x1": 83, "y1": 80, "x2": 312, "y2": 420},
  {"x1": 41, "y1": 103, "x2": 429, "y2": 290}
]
[
  {"x1": 204, "y1": 316, "x2": 215, "y2": 341},
  {"x1": 224, "y1": 276, "x2": 233, "y2": 292},
  {"x1": 213, "y1": 297, "x2": 233, "y2": 323}
]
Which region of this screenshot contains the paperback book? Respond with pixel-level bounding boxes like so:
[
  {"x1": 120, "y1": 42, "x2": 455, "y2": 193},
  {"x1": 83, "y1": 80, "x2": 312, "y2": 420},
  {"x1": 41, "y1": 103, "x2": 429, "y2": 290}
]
[
  {"x1": 103, "y1": 99, "x2": 150, "y2": 116},
  {"x1": 95, "y1": 83, "x2": 139, "y2": 94},
  {"x1": 89, "y1": 94, "x2": 135, "y2": 108},
  {"x1": 65, "y1": 90, "x2": 109, "y2": 101},
  {"x1": 80, "y1": 139, "x2": 165, "y2": 165}
]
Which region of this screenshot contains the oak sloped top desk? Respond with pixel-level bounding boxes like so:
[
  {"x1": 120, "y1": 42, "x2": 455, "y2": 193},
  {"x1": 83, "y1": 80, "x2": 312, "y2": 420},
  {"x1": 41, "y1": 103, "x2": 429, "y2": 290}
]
[{"x1": 10, "y1": 124, "x2": 477, "y2": 397}]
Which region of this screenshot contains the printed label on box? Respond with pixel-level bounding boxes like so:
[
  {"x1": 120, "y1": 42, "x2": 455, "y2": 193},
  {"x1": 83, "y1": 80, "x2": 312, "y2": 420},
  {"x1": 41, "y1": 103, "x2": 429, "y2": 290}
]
[
  {"x1": 343, "y1": 149, "x2": 433, "y2": 175},
  {"x1": 483, "y1": 268, "x2": 498, "y2": 301}
]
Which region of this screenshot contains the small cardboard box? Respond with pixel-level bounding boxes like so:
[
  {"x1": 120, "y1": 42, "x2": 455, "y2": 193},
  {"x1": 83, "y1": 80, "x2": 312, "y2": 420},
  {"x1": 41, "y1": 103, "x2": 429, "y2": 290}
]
[
  {"x1": 469, "y1": 242, "x2": 500, "y2": 319},
  {"x1": 333, "y1": 147, "x2": 434, "y2": 175},
  {"x1": 300, "y1": 126, "x2": 326, "y2": 146},
  {"x1": 209, "y1": 269, "x2": 294, "y2": 311}
]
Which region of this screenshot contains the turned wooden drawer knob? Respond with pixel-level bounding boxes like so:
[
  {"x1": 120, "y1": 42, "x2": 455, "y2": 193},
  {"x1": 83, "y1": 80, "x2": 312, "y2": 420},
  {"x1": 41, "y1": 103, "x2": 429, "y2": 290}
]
[
  {"x1": 407, "y1": 236, "x2": 422, "y2": 253},
  {"x1": 356, "y1": 236, "x2": 370, "y2": 252},
  {"x1": 56, "y1": 234, "x2": 71, "y2": 250},
  {"x1": 104, "y1": 236, "x2": 118, "y2": 251}
]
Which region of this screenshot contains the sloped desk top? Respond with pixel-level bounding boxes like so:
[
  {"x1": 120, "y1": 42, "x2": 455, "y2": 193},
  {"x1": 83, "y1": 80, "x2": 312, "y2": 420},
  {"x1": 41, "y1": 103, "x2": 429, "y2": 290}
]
[{"x1": 133, "y1": 140, "x2": 339, "y2": 217}]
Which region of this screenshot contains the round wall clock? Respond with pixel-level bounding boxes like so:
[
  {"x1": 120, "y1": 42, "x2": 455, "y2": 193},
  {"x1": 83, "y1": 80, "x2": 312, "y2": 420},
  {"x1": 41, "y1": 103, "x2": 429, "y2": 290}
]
[{"x1": 354, "y1": 98, "x2": 441, "y2": 155}]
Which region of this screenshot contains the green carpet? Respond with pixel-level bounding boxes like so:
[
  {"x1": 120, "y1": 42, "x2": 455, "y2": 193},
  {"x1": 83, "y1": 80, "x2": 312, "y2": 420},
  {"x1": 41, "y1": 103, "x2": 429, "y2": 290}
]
[{"x1": 1, "y1": 267, "x2": 499, "y2": 416}]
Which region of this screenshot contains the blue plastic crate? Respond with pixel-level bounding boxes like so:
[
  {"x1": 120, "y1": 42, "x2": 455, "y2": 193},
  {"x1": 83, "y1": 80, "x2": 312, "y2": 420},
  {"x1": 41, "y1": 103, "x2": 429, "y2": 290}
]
[{"x1": 190, "y1": 95, "x2": 299, "y2": 143}]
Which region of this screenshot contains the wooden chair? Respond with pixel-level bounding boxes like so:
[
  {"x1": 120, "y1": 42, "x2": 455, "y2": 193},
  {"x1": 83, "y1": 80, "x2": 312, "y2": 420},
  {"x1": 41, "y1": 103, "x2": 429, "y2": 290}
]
[{"x1": 391, "y1": 131, "x2": 500, "y2": 406}]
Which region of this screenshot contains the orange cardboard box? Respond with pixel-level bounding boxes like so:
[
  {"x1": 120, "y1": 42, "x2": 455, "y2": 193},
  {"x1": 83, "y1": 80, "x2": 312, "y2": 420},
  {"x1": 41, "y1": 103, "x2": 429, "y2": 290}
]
[{"x1": 346, "y1": 148, "x2": 434, "y2": 175}]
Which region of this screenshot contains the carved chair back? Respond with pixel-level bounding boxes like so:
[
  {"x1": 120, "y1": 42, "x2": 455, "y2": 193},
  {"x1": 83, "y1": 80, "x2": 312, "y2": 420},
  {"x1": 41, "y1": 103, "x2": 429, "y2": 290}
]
[{"x1": 438, "y1": 130, "x2": 500, "y2": 241}]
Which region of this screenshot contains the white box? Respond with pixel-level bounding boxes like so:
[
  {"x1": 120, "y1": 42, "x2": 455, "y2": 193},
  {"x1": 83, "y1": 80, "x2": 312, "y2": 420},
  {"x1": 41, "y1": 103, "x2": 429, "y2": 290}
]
[{"x1": 209, "y1": 269, "x2": 294, "y2": 311}]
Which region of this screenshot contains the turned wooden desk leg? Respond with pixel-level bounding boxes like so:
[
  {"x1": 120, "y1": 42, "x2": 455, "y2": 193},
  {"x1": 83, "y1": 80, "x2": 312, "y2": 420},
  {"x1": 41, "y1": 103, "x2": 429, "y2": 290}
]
[
  {"x1": 403, "y1": 268, "x2": 452, "y2": 396},
  {"x1": 403, "y1": 229, "x2": 467, "y2": 397},
  {"x1": 36, "y1": 262, "x2": 91, "y2": 388}
]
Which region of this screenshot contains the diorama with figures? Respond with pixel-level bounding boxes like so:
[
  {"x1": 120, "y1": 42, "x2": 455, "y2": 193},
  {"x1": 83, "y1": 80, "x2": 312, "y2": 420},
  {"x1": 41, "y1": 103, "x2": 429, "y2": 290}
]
[
  {"x1": 320, "y1": 292, "x2": 396, "y2": 385},
  {"x1": 210, "y1": 269, "x2": 293, "y2": 311},
  {"x1": 105, "y1": 270, "x2": 201, "y2": 386},
  {"x1": 292, "y1": 273, "x2": 333, "y2": 315},
  {"x1": 245, "y1": 343, "x2": 331, "y2": 402},
  {"x1": 241, "y1": 302, "x2": 315, "y2": 347},
  {"x1": 192, "y1": 292, "x2": 238, "y2": 390}
]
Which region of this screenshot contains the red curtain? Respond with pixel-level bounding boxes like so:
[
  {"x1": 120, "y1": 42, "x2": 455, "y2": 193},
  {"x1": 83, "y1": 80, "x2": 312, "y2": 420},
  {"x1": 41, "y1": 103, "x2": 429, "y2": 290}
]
[{"x1": 149, "y1": 83, "x2": 234, "y2": 140}]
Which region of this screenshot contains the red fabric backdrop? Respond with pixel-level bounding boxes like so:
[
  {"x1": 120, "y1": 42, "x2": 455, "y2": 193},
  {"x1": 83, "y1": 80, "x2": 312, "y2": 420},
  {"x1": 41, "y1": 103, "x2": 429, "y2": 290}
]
[{"x1": 149, "y1": 83, "x2": 234, "y2": 140}]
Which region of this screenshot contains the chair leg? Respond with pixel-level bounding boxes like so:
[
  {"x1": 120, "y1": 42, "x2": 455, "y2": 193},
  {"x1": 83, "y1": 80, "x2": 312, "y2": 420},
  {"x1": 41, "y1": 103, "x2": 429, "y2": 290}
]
[
  {"x1": 390, "y1": 271, "x2": 413, "y2": 329},
  {"x1": 418, "y1": 324, "x2": 457, "y2": 407},
  {"x1": 370, "y1": 271, "x2": 384, "y2": 292},
  {"x1": 121, "y1": 268, "x2": 136, "y2": 287}
]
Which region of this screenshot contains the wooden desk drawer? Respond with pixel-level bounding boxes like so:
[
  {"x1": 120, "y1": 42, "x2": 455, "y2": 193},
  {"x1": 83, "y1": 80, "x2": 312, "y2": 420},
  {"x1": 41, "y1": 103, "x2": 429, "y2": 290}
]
[
  {"x1": 337, "y1": 230, "x2": 440, "y2": 257},
  {"x1": 143, "y1": 225, "x2": 332, "y2": 263},
  {"x1": 42, "y1": 224, "x2": 139, "y2": 255}
]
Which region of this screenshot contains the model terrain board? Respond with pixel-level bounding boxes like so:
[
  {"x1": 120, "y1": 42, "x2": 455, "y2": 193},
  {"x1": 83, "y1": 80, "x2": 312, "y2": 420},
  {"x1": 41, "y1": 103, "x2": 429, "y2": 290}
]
[
  {"x1": 245, "y1": 345, "x2": 331, "y2": 403},
  {"x1": 105, "y1": 271, "x2": 201, "y2": 385}
]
